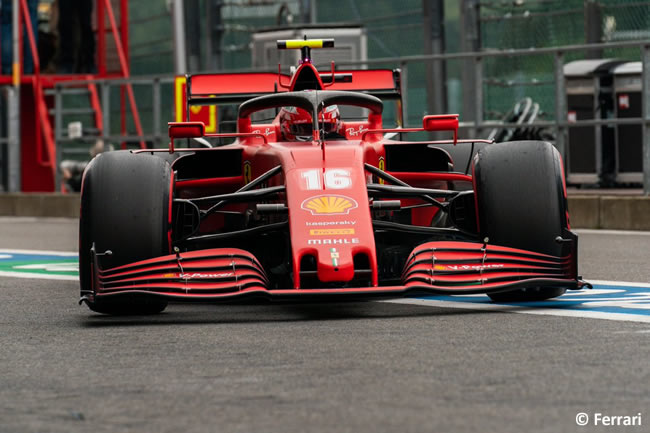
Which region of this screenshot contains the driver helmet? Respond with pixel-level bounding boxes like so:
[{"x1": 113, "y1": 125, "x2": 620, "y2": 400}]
[{"x1": 279, "y1": 105, "x2": 341, "y2": 141}]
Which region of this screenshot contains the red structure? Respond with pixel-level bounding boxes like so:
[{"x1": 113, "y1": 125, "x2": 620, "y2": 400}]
[{"x1": 0, "y1": 0, "x2": 143, "y2": 191}]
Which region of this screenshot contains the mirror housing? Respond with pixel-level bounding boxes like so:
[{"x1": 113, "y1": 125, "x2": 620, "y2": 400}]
[
  {"x1": 423, "y1": 114, "x2": 458, "y2": 132},
  {"x1": 422, "y1": 114, "x2": 458, "y2": 144},
  {"x1": 168, "y1": 122, "x2": 205, "y2": 139},
  {"x1": 168, "y1": 122, "x2": 206, "y2": 153}
]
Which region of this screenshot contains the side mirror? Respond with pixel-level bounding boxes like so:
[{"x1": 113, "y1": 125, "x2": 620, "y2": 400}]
[
  {"x1": 168, "y1": 121, "x2": 205, "y2": 139},
  {"x1": 422, "y1": 114, "x2": 459, "y2": 144},
  {"x1": 423, "y1": 114, "x2": 458, "y2": 132}
]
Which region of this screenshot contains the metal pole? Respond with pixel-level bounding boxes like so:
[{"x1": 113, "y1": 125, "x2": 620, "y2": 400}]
[
  {"x1": 423, "y1": 0, "x2": 447, "y2": 116},
  {"x1": 642, "y1": 45, "x2": 650, "y2": 195},
  {"x1": 7, "y1": 87, "x2": 20, "y2": 192},
  {"x1": 9, "y1": 0, "x2": 21, "y2": 191},
  {"x1": 400, "y1": 62, "x2": 409, "y2": 127},
  {"x1": 584, "y1": 1, "x2": 603, "y2": 59},
  {"x1": 152, "y1": 78, "x2": 161, "y2": 147},
  {"x1": 12, "y1": 0, "x2": 20, "y2": 86},
  {"x1": 554, "y1": 52, "x2": 567, "y2": 164},
  {"x1": 102, "y1": 82, "x2": 110, "y2": 142},
  {"x1": 206, "y1": 0, "x2": 224, "y2": 71},
  {"x1": 309, "y1": 0, "x2": 317, "y2": 23},
  {"x1": 184, "y1": 0, "x2": 201, "y2": 72},
  {"x1": 172, "y1": 0, "x2": 187, "y2": 74},
  {"x1": 459, "y1": 0, "x2": 480, "y2": 132},
  {"x1": 474, "y1": 56, "x2": 483, "y2": 136},
  {"x1": 54, "y1": 85, "x2": 62, "y2": 142}
]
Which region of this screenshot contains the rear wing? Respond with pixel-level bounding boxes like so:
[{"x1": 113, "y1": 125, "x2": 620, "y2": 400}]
[{"x1": 184, "y1": 69, "x2": 402, "y2": 109}]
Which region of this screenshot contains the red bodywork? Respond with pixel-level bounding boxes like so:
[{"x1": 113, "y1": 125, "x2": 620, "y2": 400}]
[{"x1": 86, "y1": 51, "x2": 585, "y2": 304}]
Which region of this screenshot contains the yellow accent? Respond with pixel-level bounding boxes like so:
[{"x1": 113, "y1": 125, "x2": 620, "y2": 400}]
[
  {"x1": 285, "y1": 40, "x2": 324, "y2": 49},
  {"x1": 12, "y1": 63, "x2": 20, "y2": 87},
  {"x1": 243, "y1": 162, "x2": 252, "y2": 184},
  {"x1": 163, "y1": 273, "x2": 176, "y2": 278},
  {"x1": 38, "y1": 3, "x2": 51, "y2": 14},
  {"x1": 175, "y1": 76, "x2": 185, "y2": 122},
  {"x1": 305, "y1": 196, "x2": 354, "y2": 214},
  {"x1": 175, "y1": 76, "x2": 217, "y2": 133},
  {"x1": 309, "y1": 229, "x2": 355, "y2": 236},
  {"x1": 378, "y1": 157, "x2": 385, "y2": 185},
  {"x1": 207, "y1": 105, "x2": 217, "y2": 133}
]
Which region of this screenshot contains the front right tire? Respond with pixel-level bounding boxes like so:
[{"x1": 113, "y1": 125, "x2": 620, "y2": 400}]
[{"x1": 472, "y1": 141, "x2": 569, "y2": 302}]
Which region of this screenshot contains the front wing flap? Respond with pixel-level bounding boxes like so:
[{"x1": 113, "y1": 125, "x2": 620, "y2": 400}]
[
  {"x1": 85, "y1": 239, "x2": 584, "y2": 303},
  {"x1": 402, "y1": 241, "x2": 581, "y2": 292}
]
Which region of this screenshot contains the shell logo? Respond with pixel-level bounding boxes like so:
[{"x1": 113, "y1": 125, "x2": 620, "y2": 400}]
[{"x1": 301, "y1": 195, "x2": 358, "y2": 215}]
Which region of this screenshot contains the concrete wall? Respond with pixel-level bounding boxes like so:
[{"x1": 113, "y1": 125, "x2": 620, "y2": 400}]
[
  {"x1": 568, "y1": 196, "x2": 650, "y2": 230},
  {"x1": 0, "y1": 194, "x2": 80, "y2": 218}
]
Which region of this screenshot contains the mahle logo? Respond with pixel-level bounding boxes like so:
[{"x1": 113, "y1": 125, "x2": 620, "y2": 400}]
[{"x1": 301, "y1": 195, "x2": 358, "y2": 215}]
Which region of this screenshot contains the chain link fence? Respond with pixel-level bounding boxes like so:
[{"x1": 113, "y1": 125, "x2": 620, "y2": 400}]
[
  {"x1": 123, "y1": 0, "x2": 650, "y2": 128},
  {"x1": 480, "y1": 0, "x2": 650, "y2": 120}
]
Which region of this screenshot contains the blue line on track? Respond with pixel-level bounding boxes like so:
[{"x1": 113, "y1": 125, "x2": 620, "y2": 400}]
[{"x1": 416, "y1": 283, "x2": 650, "y2": 318}]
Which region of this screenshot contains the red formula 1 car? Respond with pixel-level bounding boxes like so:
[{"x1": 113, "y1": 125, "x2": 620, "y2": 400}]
[{"x1": 79, "y1": 39, "x2": 589, "y2": 314}]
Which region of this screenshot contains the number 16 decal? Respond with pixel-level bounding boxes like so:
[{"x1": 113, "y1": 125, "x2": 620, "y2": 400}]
[{"x1": 301, "y1": 169, "x2": 352, "y2": 190}]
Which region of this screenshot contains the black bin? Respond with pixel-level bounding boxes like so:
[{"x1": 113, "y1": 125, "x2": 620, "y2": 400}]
[
  {"x1": 613, "y1": 62, "x2": 643, "y2": 185},
  {"x1": 564, "y1": 59, "x2": 625, "y2": 186}
]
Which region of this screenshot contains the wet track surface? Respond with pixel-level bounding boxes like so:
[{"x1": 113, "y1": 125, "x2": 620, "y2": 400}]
[{"x1": 1, "y1": 218, "x2": 649, "y2": 433}]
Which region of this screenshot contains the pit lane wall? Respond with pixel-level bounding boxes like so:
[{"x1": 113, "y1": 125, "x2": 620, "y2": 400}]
[{"x1": 0, "y1": 193, "x2": 649, "y2": 230}]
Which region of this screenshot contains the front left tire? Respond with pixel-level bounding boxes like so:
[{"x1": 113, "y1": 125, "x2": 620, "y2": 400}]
[{"x1": 79, "y1": 151, "x2": 173, "y2": 315}]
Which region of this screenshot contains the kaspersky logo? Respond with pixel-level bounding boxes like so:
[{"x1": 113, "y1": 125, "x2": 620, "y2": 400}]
[{"x1": 301, "y1": 195, "x2": 358, "y2": 215}]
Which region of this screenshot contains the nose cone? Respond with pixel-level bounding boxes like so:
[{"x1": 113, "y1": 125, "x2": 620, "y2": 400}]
[
  {"x1": 313, "y1": 241, "x2": 356, "y2": 283},
  {"x1": 282, "y1": 145, "x2": 377, "y2": 288}
]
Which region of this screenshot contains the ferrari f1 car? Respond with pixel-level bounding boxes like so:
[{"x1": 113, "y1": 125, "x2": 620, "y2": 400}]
[{"x1": 79, "y1": 39, "x2": 589, "y2": 314}]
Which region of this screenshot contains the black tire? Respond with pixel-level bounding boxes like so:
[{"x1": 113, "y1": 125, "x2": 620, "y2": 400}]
[
  {"x1": 473, "y1": 141, "x2": 568, "y2": 302},
  {"x1": 79, "y1": 151, "x2": 172, "y2": 315}
]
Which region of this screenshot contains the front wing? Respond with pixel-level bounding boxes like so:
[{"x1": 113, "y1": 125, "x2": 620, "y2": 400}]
[{"x1": 82, "y1": 239, "x2": 586, "y2": 304}]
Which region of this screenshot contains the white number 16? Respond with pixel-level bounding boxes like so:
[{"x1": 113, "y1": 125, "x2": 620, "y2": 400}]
[{"x1": 301, "y1": 169, "x2": 352, "y2": 190}]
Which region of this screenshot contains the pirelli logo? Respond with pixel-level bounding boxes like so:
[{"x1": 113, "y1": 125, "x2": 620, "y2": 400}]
[{"x1": 309, "y1": 228, "x2": 355, "y2": 236}]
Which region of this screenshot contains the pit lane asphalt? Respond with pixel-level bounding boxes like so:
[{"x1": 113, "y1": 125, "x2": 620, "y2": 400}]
[{"x1": 1, "y1": 218, "x2": 649, "y2": 433}]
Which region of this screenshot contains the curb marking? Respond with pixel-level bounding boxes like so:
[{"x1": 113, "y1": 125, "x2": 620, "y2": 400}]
[{"x1": 385, "y1": 281, "x2": 650, "y2": 323}]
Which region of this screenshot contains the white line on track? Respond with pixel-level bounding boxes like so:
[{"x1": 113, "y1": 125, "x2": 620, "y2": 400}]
[
  {"x1": 383, "y1": 297, "x2": 650, "y2": 323},
  {"x1": 0, "y1": 217, "x2": 77, "y2": 223},
  {"x1": 384, "y1": 279, "x2": 650, "y2": 323},
  {"x1": 0, "y1": 271, "x2": 78, "y2": 281},
  {"x1": 589, "y1": 279, "x2": 650, "y2": 288},
  {"x1": 0, "y1": 248, "x2": 78, "y2": 256},
  {"x1": 574, "y1": 229, "x2": 650, "y2": 236}
]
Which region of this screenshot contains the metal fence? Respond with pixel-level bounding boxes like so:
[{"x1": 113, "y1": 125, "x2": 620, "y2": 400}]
[
  {"x1": 49, "y1": 76, "x2": 177, "y2": 189},
  {"x1": 40, "y1": 40, "x2": 650, "y2": 195},
  {"x1": 478, "y1": 0, "x2": 650, "y2": 120}
]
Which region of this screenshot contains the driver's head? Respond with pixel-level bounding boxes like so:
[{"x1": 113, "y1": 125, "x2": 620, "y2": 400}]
[
  {"x1": 320, "y1": 105, "x2": 342, "y2": 136},
  {"x1": 279, "y1": 106, "x2": 312, "y2": 141},
  {"x1": 279, "y1": 105, "x2": 342, "y2": 142}
]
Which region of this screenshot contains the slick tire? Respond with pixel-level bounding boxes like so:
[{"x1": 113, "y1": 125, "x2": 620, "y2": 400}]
[
  {"x1": 79, "y1": 151, "x2": 172, "y2": 315},
  {"x1": 472, "y1": 141, "x2": 568, "y2": 302}
]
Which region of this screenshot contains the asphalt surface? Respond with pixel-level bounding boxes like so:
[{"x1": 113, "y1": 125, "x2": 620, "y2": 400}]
[{"x1": 1, "y1": 218, "x2": 649, "y2": 433}]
